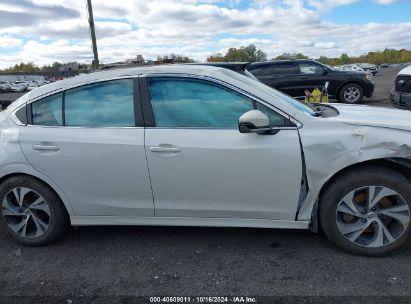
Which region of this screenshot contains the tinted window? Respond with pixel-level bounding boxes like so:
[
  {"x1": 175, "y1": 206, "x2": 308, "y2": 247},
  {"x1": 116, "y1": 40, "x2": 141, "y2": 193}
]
[
  {"x1": 149, "y1": 78, "x2": 254, "y2": 128},
  {"x1": 256, "y1": 103, "x2": 285, "y2": 126},
  {"x1": 65, "y1": 80, "x2": 134, "y2": 127},
  {"x1": 148, "y1": 78, "x2": 285, "y2": 128},
  {"x1": 218, "y1": 68, "x2": 315, "y2": 116},
  {"x1": 32, "y1": 93, "x2": 63, "y2": 126},
  {"x1": 299, "y1": 62, "x2": 325, "y2": 74},
  {"x1": 249, "y1": 62, "x2": 299, "y2": 77}
]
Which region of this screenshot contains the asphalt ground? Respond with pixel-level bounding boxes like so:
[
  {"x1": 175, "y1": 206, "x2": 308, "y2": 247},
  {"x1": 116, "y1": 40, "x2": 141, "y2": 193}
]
[{"x1": 1, "y1": 66, "x2": 411, "y2": 303}]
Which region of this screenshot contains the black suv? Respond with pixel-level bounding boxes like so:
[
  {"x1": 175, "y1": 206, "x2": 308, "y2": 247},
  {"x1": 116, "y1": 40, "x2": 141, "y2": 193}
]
[{"x1": 246, "y1": 60, "x2": 374, "y2": 104}]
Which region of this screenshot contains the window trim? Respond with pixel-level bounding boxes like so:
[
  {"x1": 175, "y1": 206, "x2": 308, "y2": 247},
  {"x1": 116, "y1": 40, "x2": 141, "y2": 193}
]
[
  {"x1": 140, "y1": 74, "x2": 297, "y2": 129},
  {"x1": 27, "y1": 77, "x2": 144, "y2": 128}
]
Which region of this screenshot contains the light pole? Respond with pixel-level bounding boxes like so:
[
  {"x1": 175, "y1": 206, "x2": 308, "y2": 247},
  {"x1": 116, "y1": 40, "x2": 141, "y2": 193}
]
[{"x1": 86, "y1": 0, "x2": 99, "y2": 69}]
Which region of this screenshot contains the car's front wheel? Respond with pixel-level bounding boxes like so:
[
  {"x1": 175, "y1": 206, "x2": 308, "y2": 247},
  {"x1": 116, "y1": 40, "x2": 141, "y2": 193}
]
[
  {"x1": 0, "y1": 176, "x2": 68, "y2": 246},
  {"x1": 338, "y1": 83, "x2": 364, "y2": 104},
  {"x1": 319, "y1": 166, "x2": 411, "y2": 256}
]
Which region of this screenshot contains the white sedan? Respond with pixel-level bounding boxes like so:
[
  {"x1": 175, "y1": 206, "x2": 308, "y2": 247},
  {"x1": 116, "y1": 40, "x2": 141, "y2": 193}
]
[{"x1": 0, "y1": 65, "x2": 410, "y2": 256}]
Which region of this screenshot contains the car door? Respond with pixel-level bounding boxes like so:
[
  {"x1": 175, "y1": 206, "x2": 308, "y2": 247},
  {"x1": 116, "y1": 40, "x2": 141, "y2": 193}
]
[
  {"x1": 19, "y1": 79, "x2": 154, "y2": 216},
  {"x1": 248, "y1": 62, "x2": 301, "y2": 97},
  {"x1": 142, "y1": 76, "x2": 302, "y2": 220}
]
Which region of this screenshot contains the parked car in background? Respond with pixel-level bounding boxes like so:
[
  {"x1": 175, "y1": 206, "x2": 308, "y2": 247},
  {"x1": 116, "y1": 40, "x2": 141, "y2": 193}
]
[
  {"x1": 0, "y1": 81, "x2": 11, "y2": 93},
  {"x1": 26, "y1": 81, "x2": 41, "y2": 91},
  {"x1": 0, "y1": 65, "x2": 410, "y2": 256},
  {"x1": 339, "y1": 64, "x2": 366, "y2": 72},
  {"x1": 390, "y1": 65, "x2": 411, "y2": 110},
  {"x1": 357, "y1": 63, "x2": 379, "y2": 75},
  {"x1": 9, "y1": 81, "x2": 28, "y2": 92},
  {"x1": 246, "y1": 60, "x2": 374, "y2": 104},
  {"x1": 191, "y1": 62, "x2": 258, "y2": 80}
]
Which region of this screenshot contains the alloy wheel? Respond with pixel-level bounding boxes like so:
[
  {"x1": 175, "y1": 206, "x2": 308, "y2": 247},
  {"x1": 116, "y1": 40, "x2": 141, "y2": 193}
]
[
  {"x1": 344, "y1": 87, "x2": 361, "y2": 103},
  {"x1": 336, "y1": 186, "x2": 410, "y2": 248},
  {"x1": 2, "y1": 187, "x2": 51, "y2": 238}
]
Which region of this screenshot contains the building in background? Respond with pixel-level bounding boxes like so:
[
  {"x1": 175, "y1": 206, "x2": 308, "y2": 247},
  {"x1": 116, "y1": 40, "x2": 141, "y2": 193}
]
[
  {"x1": 59, "y1": 62, "x2": 80, "y2": 72},
  {"x1": 125, "y1": 55, "x2": 145, "y2": 65}
]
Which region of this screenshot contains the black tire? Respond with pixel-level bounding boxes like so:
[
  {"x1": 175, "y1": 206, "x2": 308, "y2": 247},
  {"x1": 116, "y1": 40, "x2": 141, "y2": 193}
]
[
  {"x1": 319, "y1": 166, "x2": 411, "y2": 256},
  {"x1": 0, "y1": 175, "x2": 69, "y2": 246},
  {"x1": 338, "y1": 83, "x2": 364, "y2": 104}
]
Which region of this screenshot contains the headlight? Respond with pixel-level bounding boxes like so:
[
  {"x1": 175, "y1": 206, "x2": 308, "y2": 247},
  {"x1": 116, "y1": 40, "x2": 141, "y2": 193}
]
[{"x1": 365, "y1": 73, "x2": 373, "y2": 81}]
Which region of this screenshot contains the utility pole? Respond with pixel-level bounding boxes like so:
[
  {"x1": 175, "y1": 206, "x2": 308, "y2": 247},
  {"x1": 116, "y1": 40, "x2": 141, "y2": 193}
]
[{"x1": 86, "y1": 0, "x2": 99, "y2": 69}]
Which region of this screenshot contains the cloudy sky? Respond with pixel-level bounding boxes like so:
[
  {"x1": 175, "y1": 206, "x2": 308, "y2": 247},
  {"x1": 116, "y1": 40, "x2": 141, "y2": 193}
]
[{"x1": 0, "y1": 0, "x2": 410, "y2": 68}]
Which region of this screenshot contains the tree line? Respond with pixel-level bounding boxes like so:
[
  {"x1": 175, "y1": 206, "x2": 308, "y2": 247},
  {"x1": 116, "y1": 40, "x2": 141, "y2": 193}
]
[
  {"x1": 207, "y1": 44, "x2": 267, "y2": 62},
  {"x1": 208, "y1": 46, "x2": 411, "y2": 65},
  {"x1": 156, "y1": 53, "x2": 195, "y2": 63},
  {"x1": 2, "y1": 46, "x2": 411, "y2": 72},
  {"x1": 0, "y1": 62, "x2": 88, "y2": 73},
  {"x1": 317, "y1": 49, "x2": 411, "y2": 66}
]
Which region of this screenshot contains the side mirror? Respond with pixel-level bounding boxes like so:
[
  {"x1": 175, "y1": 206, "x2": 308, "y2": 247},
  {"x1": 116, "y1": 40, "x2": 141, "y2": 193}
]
[
  {"x1": 238, "y1": 110, "x2": 270, "y2": 133},
  {"x1": 321, "y1": 68, "x2": 328, "y2": 75}
]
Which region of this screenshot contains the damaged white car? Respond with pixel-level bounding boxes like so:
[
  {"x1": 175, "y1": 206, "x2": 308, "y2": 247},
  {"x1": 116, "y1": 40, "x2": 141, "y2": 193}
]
[{"x1": 0, "y1": 65, "x2": 410, "y2": 256}]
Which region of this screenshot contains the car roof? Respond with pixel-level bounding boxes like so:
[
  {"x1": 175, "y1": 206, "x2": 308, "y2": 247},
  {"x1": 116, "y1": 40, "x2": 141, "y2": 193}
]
[
  {"x1": 191, "y1": 62, "x2": 250, "y2": 71},
  {"x1": 248, "y1": 59, "x2": 314, "y2": 67},
  {"x1": 7, "y1": 62, "x2": 305, "y2": 122}
]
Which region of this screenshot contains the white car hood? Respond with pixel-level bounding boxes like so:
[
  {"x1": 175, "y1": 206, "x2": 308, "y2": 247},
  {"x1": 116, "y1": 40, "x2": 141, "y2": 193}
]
[
  {"x1": 398, "y1": 65, "x2": 411, "y2": 75},
  {"x1": 330, "y1": 104, "x2": 411, "y2": 132}
]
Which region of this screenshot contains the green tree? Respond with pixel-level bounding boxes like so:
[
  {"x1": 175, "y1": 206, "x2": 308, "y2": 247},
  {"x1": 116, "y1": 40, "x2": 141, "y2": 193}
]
[
  {"x1": 3, "y1": 62, "x2": 40, "y2": 73},
  {"x1": 207, "y1": 54, "x2": 225, "y2": 62},
  {"x1": 274, "y1": 53, "x2": 289, "y2": 60},
  {"x1": 223, "y1": 44, "x2": 267, "y2": 62},
  {"x1": 294, "y1": 53, "x2": 309, "y2": 59},
  {"x1": 273, "y1": 53, "x2": 308, "y2": 60},
  {"x1": 340, "y1": 53, "x2": 350, "y2": 64}
]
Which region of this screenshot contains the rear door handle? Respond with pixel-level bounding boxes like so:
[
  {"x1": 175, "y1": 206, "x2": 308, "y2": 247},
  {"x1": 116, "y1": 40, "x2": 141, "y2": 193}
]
[
  {"x1": 32, "y1": 144, "x2": 60, "y2": 151},
  {"x1": 150, "y1": 144, "x2": 181, "y2": 153}
]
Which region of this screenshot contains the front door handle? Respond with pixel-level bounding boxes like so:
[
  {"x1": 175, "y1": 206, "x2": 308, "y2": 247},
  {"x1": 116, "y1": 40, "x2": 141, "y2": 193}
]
[
  {"x1": 32, "y1": 144, "x2": 60, "y2": 151},
  {"x1": 150, "y1": 144, "x2": 181, "y2": 153}
]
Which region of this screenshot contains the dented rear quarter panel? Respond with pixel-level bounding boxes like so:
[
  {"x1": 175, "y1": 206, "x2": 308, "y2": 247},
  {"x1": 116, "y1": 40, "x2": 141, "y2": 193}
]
[{"x1": 0, "y1": 108, "x2": 75, "y2": 216}]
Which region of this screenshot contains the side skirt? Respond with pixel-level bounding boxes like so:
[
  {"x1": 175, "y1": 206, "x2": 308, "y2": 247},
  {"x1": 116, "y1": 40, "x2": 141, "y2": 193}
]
[{"x1": 71, "y1": 216, "x2": 309, "y2": 229}]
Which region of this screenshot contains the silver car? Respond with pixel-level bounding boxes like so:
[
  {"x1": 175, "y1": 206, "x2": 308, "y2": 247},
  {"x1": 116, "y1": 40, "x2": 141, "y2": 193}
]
[{"x1": 0, "y1": 65, "x2": 410, "y2": 256}]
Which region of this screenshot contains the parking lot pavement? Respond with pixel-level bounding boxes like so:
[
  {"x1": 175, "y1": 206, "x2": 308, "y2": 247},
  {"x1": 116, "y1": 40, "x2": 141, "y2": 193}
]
[
  {"x1": 365, "y1": 66, "x2": 402, "y2": 107},
  {"x1": 1, "y1": 224, "x2": 411, "y2": 298}
]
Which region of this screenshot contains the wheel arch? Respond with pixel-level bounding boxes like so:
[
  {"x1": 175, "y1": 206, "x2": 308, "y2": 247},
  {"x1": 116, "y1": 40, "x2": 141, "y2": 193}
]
[
  {"x1": 337, "y1": 81, "x2": 366, "y2": 99},
  {"x1": 0, "y1": 172, "x2": 74, "y2": 222},
  {"x1": 311, "y1": 157, "x2": 411, "y2": 232}
]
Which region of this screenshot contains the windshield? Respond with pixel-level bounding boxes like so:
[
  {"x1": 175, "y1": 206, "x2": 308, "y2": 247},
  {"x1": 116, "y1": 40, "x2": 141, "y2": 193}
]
[{"x1": 218, "y1": 68, "x2": 315, "y2": 115}]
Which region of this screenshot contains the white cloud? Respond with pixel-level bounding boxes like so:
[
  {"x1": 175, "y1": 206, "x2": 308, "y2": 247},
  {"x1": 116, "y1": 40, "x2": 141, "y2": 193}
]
[
  {"x1": 0, "y1": 35, "x2": 23, "y2": 48},
  {"x1": 372, "y1": 0, "x2": 398, "y2": 4},
  {"x1": 307, "y1": 0, "x2": 359, "y2": 11},
  {"x1": 0, "y1": 0, "x2": 410, "y2": 68}
]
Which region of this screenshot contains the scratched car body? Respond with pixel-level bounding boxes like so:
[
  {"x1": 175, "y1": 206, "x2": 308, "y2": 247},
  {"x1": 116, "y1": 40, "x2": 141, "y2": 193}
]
[{"x1": 0, "y1": 65, "x2": 410, "y2": 256}]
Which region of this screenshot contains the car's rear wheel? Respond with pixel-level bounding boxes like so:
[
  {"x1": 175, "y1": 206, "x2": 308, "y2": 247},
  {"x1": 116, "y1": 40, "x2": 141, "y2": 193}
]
[
  {"x1": 319, "y1": 166, "x2": 411, "y2": 256},
  {"x1": 0, "y1": 176, "x2": 68, "y2": 246},
  {"x1": 338, "y1": 83, "x2": 364, "y2": 104}
]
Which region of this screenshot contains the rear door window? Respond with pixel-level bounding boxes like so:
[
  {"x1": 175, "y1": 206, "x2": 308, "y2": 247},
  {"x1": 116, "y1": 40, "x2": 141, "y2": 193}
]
[
  {"x1": 249, "y1": 62, "x2": 299, "y2": 76},
  {"x1": 64, "y1": 80, "x2": 135, "y2": 127},
  {"x1": 32, "y1": 93, "x2": 63, "y2": 126},
  {"x1": 31, "y1": 79, "x2": 135, "y2": 127}
]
